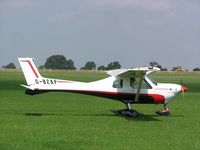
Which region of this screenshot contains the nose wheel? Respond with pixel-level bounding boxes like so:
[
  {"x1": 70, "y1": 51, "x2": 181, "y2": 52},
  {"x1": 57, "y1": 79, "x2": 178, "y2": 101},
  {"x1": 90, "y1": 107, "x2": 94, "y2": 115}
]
[{"x1": 156, "y1": 104, "x2": 171, "y2": 116}]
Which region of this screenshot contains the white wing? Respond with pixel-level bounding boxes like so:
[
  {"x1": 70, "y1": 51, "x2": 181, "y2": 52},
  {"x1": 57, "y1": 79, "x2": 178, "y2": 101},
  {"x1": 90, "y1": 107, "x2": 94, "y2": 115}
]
[{"x1": 107, "y1": 66, "x2": 160, "y2": 78}]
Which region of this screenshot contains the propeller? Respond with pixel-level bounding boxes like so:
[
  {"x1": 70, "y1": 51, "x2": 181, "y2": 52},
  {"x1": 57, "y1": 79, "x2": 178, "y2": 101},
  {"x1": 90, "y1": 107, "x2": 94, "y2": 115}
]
[
  {"x1": 181, "y1": 86, "x2": 188, "y2": 94},
  {"x1": 180, "y1": 79, "x2": 188, "y2": 97}
]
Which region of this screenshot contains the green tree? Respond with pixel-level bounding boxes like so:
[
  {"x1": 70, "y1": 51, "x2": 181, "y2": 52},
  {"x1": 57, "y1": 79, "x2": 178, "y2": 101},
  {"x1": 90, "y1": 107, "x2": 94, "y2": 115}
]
[
  {"x1": 171, "y1": 66, "x2": 178, "y2": 71},
  {"x1": 39, "y1": 65, "x2": 45, "y2": 69},
  {"x1": 193, "y1": 68, "x2": 200, "y2": 71},
  {"x1": 81, "y1": 61, "x2": 96, "y2": 70},
  {"x1": 44, "y1": 55, "x2": 76, "y2": 70},
  {"x1": 2, "y1": 63, "x2": 16, "y2": 69},
  {"x1": 149, "y1": 61, "x2": 162, "y2": 69},
  {"x1": 161, "y1": 68, "x2": 168, "y2": 71},
  {"x1": 107, "y1": 61, "x2": 121, "y2": 70},
  {"x1": 66, "y1": 59, "x2": 76, "y2": 70},
  {"x1": 97, "y1": 65, "x2": 106, "y2": 70}
]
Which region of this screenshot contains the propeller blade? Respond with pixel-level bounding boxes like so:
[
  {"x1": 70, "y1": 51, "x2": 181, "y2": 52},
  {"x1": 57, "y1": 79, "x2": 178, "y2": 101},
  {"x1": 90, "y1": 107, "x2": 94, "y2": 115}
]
[
  {"x1": 181, "y1": 86, "x2": 188, "y2": 92},
  {"x1": 181, "y1": 86, "x2": 188, "y2": 98}
]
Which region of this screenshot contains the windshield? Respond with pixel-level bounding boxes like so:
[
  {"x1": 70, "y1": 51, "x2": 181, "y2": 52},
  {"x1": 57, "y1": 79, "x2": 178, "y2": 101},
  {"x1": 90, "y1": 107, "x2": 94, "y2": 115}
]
[{"x1": 146, "y1": 74, "x2": 157, "y2": 85}]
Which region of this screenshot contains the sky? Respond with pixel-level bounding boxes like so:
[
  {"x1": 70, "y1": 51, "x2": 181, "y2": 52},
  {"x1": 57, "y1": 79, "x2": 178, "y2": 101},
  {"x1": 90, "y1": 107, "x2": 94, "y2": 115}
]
[{"x1": 0, "y1": 0, "x2": 200, "y2": 70}]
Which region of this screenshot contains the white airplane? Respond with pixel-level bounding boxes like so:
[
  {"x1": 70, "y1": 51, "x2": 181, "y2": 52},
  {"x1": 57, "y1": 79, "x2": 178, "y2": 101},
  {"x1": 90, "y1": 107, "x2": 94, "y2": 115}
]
[{"x1": 18, "y1": 57, "x2": 188, "y2": 117}]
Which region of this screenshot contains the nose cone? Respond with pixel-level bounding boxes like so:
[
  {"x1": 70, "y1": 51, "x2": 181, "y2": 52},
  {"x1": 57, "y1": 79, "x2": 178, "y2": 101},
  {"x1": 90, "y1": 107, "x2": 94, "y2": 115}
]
[{"x1": 181, "y1": 86, "x2": 188, "y2": 92}]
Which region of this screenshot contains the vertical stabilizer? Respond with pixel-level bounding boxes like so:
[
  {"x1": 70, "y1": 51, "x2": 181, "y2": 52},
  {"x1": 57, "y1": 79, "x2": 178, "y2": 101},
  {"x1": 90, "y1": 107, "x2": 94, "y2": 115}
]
[{"x1": 18, "y1": 57, "x2": 42, "y2": 85}]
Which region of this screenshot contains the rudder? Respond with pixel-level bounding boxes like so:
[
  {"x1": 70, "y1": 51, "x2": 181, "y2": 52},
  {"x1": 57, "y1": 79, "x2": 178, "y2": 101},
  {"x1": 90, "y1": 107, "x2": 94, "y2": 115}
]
[{"x1": 18, "y1": 57, "x2": 42, "y2": 85}]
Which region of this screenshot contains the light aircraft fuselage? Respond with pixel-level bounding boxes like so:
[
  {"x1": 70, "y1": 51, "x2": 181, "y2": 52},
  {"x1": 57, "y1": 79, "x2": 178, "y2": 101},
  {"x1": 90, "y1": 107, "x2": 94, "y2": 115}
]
[{"x1": 18, "y1": 58, "x2": 188, "y2": 117}]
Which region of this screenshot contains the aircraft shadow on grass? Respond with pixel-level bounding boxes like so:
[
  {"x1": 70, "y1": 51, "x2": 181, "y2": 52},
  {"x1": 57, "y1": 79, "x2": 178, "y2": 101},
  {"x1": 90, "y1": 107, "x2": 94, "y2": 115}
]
[
  {"x1": 23, "y1": 110, "x2": 166, "y2": 121},
  {"x1": 110, "y1": 110, "x2": 161, "y2": 121}
]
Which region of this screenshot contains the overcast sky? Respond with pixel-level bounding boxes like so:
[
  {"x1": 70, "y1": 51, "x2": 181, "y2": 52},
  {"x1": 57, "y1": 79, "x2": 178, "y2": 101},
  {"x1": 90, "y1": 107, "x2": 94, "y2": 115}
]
[{"x1": 0, "y1": 0, "x2": 199, "y2": 70}]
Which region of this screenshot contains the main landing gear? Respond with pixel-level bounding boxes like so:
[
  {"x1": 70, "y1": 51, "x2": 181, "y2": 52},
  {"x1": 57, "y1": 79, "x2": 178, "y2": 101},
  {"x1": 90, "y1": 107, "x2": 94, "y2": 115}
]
[
  {"x1": 119, "y1": 103, "x2": 139, "y2": 118},
  {"x1": 119, "y1": 102, "x2": 170, "y2": 117},
  {"x1": 156, "y1": 104, "x2": 171, "y2": 116}
]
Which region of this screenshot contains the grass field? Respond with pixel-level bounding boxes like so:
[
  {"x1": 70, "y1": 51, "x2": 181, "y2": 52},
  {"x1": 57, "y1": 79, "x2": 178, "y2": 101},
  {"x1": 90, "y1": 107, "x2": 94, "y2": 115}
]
[{"x1": 0, "y1": 70, "x2": 200, "y2": 150}]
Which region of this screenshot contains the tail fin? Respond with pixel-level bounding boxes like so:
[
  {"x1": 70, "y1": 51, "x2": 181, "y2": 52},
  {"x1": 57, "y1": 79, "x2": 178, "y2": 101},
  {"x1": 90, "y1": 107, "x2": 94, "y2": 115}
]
[{"x1": 18, "y1": 57, "x2": 42, "y2": 85}]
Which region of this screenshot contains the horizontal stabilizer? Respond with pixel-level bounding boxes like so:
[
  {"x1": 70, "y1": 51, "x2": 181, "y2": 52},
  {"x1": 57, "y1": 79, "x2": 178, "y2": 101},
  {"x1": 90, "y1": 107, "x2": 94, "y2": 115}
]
[{"x1": 20, "y1": 84, "x2": 34, "y2": 90}]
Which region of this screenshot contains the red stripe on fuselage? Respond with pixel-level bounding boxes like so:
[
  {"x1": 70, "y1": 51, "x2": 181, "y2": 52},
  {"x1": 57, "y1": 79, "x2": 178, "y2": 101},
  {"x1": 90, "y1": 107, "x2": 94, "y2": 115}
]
[
  {"x1": 148, "y1": 94, "x2": 165, "y2": 104},
  {"x1": 33, "y1": 89, "x2": 165, "y2": 104},
  {"x1": 21, "y1": 60, "x2": 39, "y2": 78}
]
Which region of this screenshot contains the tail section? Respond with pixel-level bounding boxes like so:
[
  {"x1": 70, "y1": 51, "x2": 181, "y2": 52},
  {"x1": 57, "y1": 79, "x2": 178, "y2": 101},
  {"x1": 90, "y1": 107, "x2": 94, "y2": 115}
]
[{"x1": 18, "y1": 58, "x2": 42, "y2": 85}]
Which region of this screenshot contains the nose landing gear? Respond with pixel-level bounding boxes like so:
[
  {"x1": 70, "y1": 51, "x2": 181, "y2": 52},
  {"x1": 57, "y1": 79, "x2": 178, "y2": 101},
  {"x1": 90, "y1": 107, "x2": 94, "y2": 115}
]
[{"x1": 156, "y1": 104, "x2": 171, "y2": 116}]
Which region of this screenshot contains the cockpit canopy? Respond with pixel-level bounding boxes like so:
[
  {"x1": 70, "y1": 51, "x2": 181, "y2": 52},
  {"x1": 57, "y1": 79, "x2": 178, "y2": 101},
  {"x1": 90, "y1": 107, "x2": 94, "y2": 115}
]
[{"x1": 110, "y1": 67, "x2": 159, "y2": 90}]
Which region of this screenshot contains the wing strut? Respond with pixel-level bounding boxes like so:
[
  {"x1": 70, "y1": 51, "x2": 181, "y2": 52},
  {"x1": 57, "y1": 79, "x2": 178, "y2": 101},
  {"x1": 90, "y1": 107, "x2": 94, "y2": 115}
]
[{"x1": 134, "y1": 75, "x2": 143, "y2": 102}]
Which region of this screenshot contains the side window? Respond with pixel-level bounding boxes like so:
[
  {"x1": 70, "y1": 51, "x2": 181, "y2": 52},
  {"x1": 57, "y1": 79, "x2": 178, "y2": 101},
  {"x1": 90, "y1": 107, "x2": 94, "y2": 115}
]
[
  {"x1": 130, "y1": 77, "x2": 136, "y2": 88},
  {"x1": 113, "y1": 79, "x2": 123, "y2": 88},
  {"x1": 131, "y1": 78, "x2": 152, "y2": 89}
]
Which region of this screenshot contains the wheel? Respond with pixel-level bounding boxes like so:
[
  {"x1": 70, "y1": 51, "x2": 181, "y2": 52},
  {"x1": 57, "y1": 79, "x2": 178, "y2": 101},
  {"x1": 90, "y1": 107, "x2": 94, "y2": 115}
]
[
  {"x1": 156, "y1": 109, "x2": 170, "y2": 116},
  {"x1": 119, "y1": 109, "x2": 139, "y2": 117}
]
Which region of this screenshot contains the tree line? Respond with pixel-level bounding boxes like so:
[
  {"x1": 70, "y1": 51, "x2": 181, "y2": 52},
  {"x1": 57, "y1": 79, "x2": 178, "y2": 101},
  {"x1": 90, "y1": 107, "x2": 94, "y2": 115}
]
[
  {"x1": 1, "y1": 55, "x2": 200, "y2": 71},
  {"x1": 1, "y1": 55, "x2": 122, "y2": 71},
  {"x1": 40, "y1": 55, "x2": 121, "y2": 70}
]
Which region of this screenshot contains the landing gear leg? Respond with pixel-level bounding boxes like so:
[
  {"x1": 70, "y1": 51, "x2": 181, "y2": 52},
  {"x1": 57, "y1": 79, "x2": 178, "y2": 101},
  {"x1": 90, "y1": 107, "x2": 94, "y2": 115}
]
[
  {"x1": 119, "y1": 103, "x2": 139, "y2": 117},
  {"x1": 126, "y1": 103, "x2": 132, "y2": 110},
  {"x1": 156, "y1": 104, "x2": 171, "y2": 116}
]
